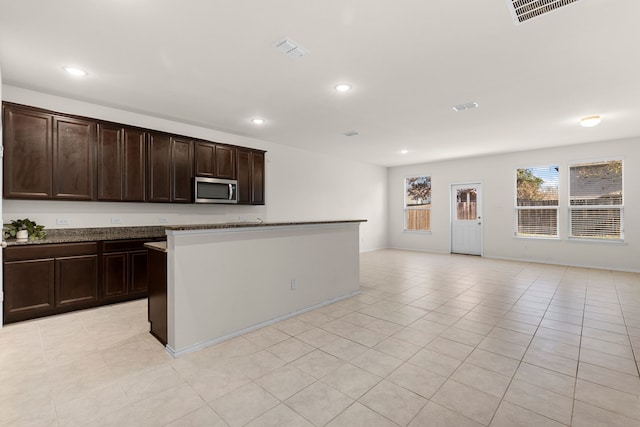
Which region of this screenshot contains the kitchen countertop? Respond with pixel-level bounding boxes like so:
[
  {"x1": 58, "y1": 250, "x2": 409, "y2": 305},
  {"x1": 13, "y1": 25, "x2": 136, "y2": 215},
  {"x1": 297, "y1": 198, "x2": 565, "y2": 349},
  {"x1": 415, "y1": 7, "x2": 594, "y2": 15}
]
[
  {"x1": 144, "y1": 241, "x2": 168, "y2": 252},
  {"x1": 4, "y1": 226, "x2": 167, "y2": 246},
  {"x1": 164, "y1": 219, "x2": 367, "y2": 232},
  {"x1": 4, "y1": 220, "x2": 367, "y2": 246}
]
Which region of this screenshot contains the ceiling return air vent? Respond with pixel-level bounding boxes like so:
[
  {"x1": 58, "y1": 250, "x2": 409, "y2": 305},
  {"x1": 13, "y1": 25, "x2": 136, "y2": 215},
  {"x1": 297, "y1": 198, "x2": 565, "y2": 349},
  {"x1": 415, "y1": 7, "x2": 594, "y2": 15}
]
[{"x1": 506, "y1": 0, "x2": 582, "y2": 24}]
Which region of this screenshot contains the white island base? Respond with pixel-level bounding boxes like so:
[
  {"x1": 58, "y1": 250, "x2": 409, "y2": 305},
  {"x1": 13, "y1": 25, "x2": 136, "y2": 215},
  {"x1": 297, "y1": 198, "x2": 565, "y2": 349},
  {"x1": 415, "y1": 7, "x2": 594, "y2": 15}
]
[{"x1": 164, "y1": 221, "x2": 363, "y2": 357}]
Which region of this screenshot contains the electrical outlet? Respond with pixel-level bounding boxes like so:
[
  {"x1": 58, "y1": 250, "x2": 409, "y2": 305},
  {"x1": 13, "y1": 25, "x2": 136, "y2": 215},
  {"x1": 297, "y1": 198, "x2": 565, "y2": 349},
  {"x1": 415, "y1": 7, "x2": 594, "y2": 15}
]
[
  {"x1": 290, "y1": 279, "x2": 297, "y2": 290},
  {"x1": 111, "y1": 217, "x2": 122, "y2": 224},
  {"x1": 159, "y1": 217, "x2": 169, "y2": 224},
  {"x1": 56, "y1": 218, "x2": 70, "y2": 226}
]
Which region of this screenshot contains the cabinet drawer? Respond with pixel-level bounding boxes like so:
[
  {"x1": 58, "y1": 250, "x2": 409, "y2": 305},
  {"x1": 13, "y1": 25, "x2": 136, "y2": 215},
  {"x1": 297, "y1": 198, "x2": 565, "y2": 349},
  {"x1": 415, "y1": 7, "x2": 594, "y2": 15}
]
[
  {"x1": 4, "y1": 242, "x2": 98, "y2": 261},
  {"x1": 102, "y1": 239, "x2": 150, "y2": 253}
]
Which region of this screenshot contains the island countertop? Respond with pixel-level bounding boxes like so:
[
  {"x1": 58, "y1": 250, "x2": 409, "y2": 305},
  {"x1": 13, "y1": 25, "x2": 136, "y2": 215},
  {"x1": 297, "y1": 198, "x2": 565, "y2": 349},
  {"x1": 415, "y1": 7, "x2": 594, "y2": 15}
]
[
  {"x1": 164, "y1": 219, "x2": 367, "y2": 232},
  {"x1": 4, "y1": 220, "x2": 366, "y2": 246}
]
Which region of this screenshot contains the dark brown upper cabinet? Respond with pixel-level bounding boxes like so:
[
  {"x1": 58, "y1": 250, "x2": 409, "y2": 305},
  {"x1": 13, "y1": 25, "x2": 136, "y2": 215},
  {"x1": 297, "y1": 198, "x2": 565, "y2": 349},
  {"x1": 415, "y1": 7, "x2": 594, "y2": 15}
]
[
  {"x1": 3, "y1": 102, "x2": 263, "y2": 205},
  {"x1": 171, "y1": 137, "x2": 194, "y2": 203},
  {"x1": 147, "y1": 132, "x2": 172, "y2": 202},
  {"x1": 147, "y1": 133, "x2": 193, "y2": 203},
  {"x1": 97, "y1": 124, "x2": 147, "y2": 202},
  {"x1": 236, "y1": 148, "x2": 265, "y2": 205},
  {"x1": 3, "y1": 103, "x2": 53, "y2": 199},
  {"x1": 3, "y1": 103, "x2": 97, "y2": 201},
  {"x1": 251, "y1": 151, "x2": 265, "y2": 205},
  {"x1": 53, "y1": 116, "x2": 97, "y2": 200},
  {"x1": 194, "y1": 141, "x2": 216, "y2": 177},
  {"x1": 215, "y1": 145, "x2": 236, "y2": 179},
  {"x1": 194, "y1": 141, "x2": 236, "y2": 179}
]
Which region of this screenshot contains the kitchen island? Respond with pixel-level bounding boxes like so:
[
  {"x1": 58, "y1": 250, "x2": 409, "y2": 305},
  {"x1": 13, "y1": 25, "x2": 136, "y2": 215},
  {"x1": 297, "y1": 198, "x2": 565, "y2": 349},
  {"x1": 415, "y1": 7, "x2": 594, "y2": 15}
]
[{"x1": 147, "y1": 220, "x2": 365, "y2": 357}]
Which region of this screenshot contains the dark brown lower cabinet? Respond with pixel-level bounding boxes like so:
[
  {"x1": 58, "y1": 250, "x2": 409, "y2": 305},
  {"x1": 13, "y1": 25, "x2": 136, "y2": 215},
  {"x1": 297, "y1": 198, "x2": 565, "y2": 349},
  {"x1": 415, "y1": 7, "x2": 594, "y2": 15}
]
[
  {"x1": 101, "y1": 239, "x2": 152, "y2": 302},
  {"x1": 3, "y1": 243, "x2": 98, "y2": 323},
  {"x1": 3, "y1": 238, "x2": 163, "y2": 324},
  {"x1": 147, "y1": 246, "x2": 167, "y2": 345},
  {"x1": 3, "y1": 258, "x2": 56, "y2": 320},
  {"x1": 55, "y1": 255, "x2": 99, "y2": 306}
]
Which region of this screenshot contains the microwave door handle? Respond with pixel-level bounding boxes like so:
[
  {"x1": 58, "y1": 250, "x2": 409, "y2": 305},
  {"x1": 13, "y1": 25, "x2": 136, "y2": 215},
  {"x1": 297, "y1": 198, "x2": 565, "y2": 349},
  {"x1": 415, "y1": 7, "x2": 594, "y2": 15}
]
[{"x1": 229, "y1": 184, "x2": 233, "y2": 200}]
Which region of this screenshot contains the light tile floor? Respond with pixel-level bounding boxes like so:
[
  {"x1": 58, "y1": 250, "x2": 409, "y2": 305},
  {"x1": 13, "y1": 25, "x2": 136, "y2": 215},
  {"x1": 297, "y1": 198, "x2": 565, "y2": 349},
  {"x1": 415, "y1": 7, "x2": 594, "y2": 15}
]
[{"x1": 2, "y1": 249, "x2": 640, "y2": 426}]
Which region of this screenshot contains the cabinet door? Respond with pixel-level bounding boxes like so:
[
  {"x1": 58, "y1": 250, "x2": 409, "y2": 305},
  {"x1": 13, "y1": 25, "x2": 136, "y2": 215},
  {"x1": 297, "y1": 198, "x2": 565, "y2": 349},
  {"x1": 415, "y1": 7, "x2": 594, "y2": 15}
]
[
  {"x1": 97, "y1": 124, "x2": 123, "y2": 201},
  {"x1": 3, "y1": 259, "x2": 55, "y2": 322},
  {"x1": 194, "y1": 141, "x2": 216, "y2": 177},
  {"x1": 147, "y1": 248, "x2": 168, "y2": 345},
  {"x1": 236, "y1": 148, "x2": 251, "y2": 204},
  {"x1": 55, "y1": 255, "x2": 99, "y2": 307},
  {"x1": 123, "y1": 128, "x2": 147, "y2": 201},
  {"x1": 251, "y1": 151, "x2": 265, "y2": 205},
  {"x1": 102, "y1": 252, "x2": 128, "y2": 298},
  {"x1": 215, "y1": 145, "x2": 236, "y2": 179},
  {"x1": 129, "y1": 250, "x2": 149, "y2": 295},
  {"x1": 2, "y1": 103, "x2": 53, "y2": 199},
  {"x1": 147, "y1": 132, "x2": 172, "y2": 202},
  {"x1": 172, "y1": 137, "x2": 193, "y2": 203},
  {"x1": 53, "y1": 116, "x2": 97, "y2": 200}
]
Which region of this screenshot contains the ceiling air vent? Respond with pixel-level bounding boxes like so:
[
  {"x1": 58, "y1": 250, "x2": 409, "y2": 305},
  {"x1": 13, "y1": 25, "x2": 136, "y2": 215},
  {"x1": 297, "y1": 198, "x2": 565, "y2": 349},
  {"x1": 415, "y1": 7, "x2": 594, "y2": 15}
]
[{"x1": 506, "y1": 0, "x2": 582, "y2": 24}]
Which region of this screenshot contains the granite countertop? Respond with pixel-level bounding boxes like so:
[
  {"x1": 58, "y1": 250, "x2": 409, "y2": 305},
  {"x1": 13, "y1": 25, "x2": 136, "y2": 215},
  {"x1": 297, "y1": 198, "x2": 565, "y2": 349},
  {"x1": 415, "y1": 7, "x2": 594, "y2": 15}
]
[
  {"x1": 4, "y1": 220, "x2": 367, "y2": 246},
  {"x1": 144, "y1": 241, "x2": 167, "y2": 252},
  {"x1": 165, "y1": 219, "x2": 367, "y2": 232},
  {"x1": 4, "y1": 226, "x2": 167, "y2": 246}
]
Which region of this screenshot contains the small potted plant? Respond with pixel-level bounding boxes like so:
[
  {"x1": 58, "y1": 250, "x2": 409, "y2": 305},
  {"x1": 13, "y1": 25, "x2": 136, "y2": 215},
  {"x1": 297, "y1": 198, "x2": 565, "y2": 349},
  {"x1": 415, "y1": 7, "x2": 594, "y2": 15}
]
[{"x1": 3, "y1": 218, "x2": 46, "y2": 241}]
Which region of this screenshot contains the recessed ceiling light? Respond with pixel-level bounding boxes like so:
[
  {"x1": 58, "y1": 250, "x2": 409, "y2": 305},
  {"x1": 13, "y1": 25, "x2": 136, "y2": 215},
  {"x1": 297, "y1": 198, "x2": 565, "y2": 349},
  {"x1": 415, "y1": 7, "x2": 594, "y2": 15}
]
[
  {"x1": 580, "y1": 115, "x2": 601, "y2": 128},
  {"x1": 63, "y1": 66, "x2": 88, "y2": 77},
  {"x1": 335, "y1": 84, "x2": 352, "y2": 92},
  {"x1": 400, "y1": 150, "x2": 409, "y2": 154},
  {"x1": 251, "y1": 118, "x2": 265, "y2": 125}
]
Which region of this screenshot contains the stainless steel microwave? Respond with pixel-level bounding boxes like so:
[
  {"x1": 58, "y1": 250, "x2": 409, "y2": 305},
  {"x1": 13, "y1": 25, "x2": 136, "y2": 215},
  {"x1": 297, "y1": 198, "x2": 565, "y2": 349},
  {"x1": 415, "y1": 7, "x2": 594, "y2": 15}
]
[{"x1": 194, "y1": 177, "x2": 238, "y2": 204}]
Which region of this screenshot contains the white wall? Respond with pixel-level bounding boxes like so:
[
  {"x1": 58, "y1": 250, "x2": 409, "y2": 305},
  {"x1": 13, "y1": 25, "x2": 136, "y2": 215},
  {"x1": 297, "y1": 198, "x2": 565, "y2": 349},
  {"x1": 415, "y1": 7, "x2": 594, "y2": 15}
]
[
  {"x1": 167, "y1": 223, "x2": 360, "y2": 355},
  {"x1": 388, "y1": 138, "x2": 640, "y2": 272},
  {"x1": 2, "y1": 85, "x2": 388, "y2": 251}
]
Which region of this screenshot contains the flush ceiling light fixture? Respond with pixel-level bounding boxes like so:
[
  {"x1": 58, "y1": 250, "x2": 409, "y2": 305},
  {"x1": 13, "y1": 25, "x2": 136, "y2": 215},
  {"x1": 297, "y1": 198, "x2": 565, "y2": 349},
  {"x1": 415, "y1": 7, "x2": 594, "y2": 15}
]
[
  {"x1": 335, "y1": 84, "x2": 352, "y2": 92},
  {"x1": 400, "y1": 149, "x2": 409, "y2": 154},
  {"x1": 63, "y1": 66, "x2": 88, "y2": 77},
  {"x1": 580, "y1": 115, "x2": 601, "y2": 128},
  {"x1": 251, "y1": 118, "x2": 265, "y2": 125},
  {"x1": 452, "y1": 101, "x2": 479, "y2": 112}
]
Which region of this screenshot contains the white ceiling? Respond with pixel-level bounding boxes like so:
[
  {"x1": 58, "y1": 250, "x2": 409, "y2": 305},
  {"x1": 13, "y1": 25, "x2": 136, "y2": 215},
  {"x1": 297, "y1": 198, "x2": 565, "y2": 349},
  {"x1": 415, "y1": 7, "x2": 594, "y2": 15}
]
[{"x1": 1, "y1": 0, "x2": 639, "y2": 167}]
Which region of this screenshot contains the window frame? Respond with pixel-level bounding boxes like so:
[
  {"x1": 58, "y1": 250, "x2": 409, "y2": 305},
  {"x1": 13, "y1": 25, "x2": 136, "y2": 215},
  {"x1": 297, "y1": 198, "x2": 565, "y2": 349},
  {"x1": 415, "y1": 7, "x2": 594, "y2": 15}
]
[
  {"x1": 568, "y1": 158, "x2": 624, "y2": 242},
  {"x1": 403, "y1": 175, "x2": 432, "y2": 233},
  {"x1": 514, "y1": 165, "x2": 560, "y2": 239}
]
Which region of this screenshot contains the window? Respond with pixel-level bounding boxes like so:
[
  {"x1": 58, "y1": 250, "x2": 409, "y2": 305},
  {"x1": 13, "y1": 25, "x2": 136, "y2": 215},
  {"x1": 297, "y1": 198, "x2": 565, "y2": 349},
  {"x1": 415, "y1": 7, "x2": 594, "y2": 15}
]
[
  {"x1": 515, "y1": 166, "x2": 559, "y2": 238},
  {"x1": 404, "y1": 176, "x2": 431, "y2": 231},
  {"x1": 569, "y1": 159, "x2": 623, "y2": 240},
  {"x1": 456, "y1": 188, "x2": 477, "y2": 220}
]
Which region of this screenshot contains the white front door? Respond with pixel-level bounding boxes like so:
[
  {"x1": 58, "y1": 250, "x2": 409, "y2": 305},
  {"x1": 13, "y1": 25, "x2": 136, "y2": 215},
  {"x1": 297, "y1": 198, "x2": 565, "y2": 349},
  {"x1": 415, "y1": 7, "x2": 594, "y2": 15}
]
[{"x1": 451, "y1": 183, "x2": 482, "y2": 255}]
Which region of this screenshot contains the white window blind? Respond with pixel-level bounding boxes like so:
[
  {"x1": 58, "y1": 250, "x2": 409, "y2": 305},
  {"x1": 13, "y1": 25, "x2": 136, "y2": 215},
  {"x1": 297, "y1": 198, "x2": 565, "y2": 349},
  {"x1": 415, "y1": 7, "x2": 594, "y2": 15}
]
[
  {"x1": 569, "y1": 160, "x2": 623, "y2": 240},
  {"x1": 404, "y1": 176, "x2": 431, "y2": 232},
  {"x1": 515, "y1": 166, "x2": 559, "y2": 237}
]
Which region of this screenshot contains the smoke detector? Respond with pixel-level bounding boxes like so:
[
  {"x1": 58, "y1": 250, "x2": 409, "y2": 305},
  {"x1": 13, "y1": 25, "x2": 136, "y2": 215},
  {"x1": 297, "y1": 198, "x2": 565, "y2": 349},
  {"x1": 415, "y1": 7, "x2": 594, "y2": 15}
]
[
  {"x1": 274, "y1": 38, "x2": 308, "y2": 59},
  {"x1": 506, "y1": 0, "x2": 582, "y2": 25}
]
